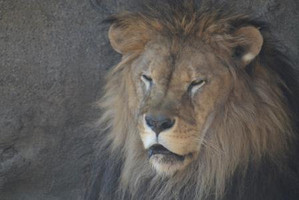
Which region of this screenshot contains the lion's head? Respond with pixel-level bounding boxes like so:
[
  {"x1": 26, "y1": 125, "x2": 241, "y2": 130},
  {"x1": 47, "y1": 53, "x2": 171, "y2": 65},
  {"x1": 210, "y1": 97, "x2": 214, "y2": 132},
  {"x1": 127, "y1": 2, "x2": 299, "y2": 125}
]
[{"x1": 92, "y1": 2, "x2": 298, "y2": 200}]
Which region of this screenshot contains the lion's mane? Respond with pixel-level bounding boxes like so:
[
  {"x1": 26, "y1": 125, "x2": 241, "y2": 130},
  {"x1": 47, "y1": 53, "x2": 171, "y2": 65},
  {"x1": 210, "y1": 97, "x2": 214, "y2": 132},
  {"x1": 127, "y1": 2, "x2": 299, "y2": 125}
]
[{"x1": 86, "y1": 1, "x2": 299, "y2": 200}]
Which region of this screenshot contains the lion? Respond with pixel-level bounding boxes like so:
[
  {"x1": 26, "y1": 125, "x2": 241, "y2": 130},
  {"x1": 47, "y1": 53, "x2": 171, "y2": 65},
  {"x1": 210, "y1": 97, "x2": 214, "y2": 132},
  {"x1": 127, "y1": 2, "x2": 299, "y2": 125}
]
[{"x1": 86, "y1": 1, "x2": 299, "y2": 200}]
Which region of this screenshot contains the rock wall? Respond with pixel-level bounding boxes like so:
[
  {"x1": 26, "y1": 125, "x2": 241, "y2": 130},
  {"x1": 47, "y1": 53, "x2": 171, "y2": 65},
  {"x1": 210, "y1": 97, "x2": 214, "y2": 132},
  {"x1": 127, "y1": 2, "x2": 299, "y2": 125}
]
[{"x1": 0, "y1": 0, "x2": 298, "y2": 199}]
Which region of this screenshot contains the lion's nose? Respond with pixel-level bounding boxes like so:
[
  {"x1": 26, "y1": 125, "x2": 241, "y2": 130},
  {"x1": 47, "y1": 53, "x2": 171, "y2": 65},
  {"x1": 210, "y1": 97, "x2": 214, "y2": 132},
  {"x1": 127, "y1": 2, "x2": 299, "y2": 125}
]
[{"x1": 145, "y1": 113, "x2": 175, "y2": 136}]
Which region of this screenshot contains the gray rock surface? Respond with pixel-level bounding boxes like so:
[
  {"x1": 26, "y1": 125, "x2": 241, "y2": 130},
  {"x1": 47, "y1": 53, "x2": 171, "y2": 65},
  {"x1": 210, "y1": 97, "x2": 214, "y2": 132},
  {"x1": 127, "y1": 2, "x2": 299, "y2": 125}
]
[{"x1": 0, "y1": 0, "x2": 298, "y2": 199}]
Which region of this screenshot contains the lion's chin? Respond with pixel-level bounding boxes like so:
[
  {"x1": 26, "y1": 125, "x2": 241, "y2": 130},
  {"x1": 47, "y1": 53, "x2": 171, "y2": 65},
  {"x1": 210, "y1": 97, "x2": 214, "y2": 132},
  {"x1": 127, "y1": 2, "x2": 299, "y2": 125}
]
[
  {"x1": 148, "y1": 144, "x2": 192, "y2": 176},
  {"x1": 150, "y1": 155, "x2": 188, "y2": 176}
]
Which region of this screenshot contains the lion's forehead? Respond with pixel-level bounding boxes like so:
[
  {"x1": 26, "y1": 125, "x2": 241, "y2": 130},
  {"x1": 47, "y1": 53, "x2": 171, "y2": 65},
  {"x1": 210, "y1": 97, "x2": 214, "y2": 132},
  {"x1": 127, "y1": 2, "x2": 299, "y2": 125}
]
[{"x1": 138, "y1": 42, "x2": 228, "y2": 84}]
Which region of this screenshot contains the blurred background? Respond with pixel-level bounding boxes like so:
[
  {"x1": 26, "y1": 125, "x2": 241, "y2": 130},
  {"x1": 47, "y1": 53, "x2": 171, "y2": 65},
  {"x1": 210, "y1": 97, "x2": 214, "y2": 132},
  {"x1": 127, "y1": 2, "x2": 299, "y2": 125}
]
[{"x1": 0, "y1": 0, "x2": 298, "y2": 199}]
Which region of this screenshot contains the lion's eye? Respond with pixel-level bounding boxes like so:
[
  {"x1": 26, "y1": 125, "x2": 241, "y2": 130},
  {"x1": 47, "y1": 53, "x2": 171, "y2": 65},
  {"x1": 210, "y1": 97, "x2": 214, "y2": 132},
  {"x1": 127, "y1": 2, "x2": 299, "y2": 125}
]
[
  {"x1": 141, "y1": 74, "x2": 153, "y2": 90},
  {"x1": 188, "y1": 79, "x2": 206, "y2": 95}
]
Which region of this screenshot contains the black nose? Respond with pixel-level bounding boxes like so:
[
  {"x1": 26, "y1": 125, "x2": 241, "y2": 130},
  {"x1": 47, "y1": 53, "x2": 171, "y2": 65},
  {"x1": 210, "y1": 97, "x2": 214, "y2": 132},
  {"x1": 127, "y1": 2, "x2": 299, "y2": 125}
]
[{"x1": 145, "y1": 113, "x2": 175, "y2": 135}]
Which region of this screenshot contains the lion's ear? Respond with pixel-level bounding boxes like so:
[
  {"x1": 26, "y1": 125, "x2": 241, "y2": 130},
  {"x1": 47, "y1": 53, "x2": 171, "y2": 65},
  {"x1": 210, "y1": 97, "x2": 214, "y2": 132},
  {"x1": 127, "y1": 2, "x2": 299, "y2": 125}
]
[
  {"x1": 233, "y1": 26, "x2": 263, "y2": 65},
  {"x1": 108, "y1": 14, "x2": 151, "y2": 54}
]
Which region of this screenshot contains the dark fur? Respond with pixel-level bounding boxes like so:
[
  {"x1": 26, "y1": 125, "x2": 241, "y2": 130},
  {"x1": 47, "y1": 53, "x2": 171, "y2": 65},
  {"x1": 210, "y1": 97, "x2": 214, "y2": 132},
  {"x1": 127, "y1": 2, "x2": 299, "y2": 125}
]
[{"x1": 86, "y1": 1, "x2": 299, "y2": 200}]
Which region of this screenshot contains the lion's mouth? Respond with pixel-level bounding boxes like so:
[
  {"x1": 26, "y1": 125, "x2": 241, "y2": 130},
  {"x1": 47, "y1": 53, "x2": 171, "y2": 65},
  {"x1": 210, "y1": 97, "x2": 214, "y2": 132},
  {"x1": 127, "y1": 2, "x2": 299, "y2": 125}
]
[{"x1": 148, "y1": 144, "x2": 185, "y2": 161}]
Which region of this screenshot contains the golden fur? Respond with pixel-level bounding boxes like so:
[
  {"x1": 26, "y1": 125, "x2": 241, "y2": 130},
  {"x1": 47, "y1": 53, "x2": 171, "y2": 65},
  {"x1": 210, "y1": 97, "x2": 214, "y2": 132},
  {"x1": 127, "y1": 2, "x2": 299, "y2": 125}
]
[{"x1": 90, "y1": 2, "x2": 299, "y2": 200}]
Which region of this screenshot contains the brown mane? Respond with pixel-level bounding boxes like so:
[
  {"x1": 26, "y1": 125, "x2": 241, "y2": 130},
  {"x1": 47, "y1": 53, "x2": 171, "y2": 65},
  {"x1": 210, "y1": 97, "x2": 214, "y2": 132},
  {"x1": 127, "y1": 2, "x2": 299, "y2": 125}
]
[{"x1": 86, "y1": 1, "x2": 299, "y2": 200}]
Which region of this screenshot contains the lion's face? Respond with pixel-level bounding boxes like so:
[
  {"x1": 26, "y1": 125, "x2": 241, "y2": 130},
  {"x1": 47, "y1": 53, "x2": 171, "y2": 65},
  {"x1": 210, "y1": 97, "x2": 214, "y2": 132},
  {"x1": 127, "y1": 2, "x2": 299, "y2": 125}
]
[
  {"x1": 107, "y1": 12, "x2": 264, "y2": 176},
  {"x1": 130, "y1": 38, "x2": 232, "y2": 174}
]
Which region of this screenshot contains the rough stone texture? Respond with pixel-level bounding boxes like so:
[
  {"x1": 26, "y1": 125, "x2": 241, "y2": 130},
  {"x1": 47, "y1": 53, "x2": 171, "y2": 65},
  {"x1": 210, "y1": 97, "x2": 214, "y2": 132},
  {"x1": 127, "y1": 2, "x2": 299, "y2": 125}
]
[{"x1": 0, "y1": 0, "x2": 298, "y2": 199}]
